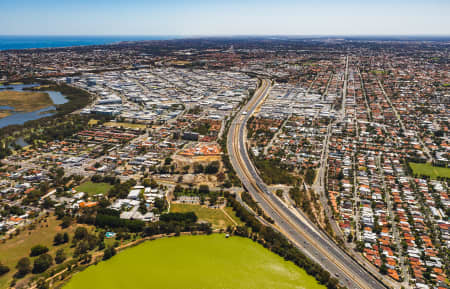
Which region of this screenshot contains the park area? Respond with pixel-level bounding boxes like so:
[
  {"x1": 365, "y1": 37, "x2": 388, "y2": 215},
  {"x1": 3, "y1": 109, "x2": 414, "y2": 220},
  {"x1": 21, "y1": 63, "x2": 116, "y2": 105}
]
[
  {"x1": 409, "y1": 162, "x2": 450, "y2": 179},
  {"x1": 75, "y1": 182, "x2": 112, "y2": 196},
  {"x1": 63, "y1": 234, "x2": 325, "y2": 289},
  {"x1": 0, "y1": 216, "x2": 86, "y2": 289}
]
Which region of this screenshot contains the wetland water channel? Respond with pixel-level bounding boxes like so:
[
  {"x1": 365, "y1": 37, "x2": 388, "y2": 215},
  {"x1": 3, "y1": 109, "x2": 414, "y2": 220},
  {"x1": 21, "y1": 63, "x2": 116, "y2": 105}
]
[{"x1": 0, "y1": 83, "x2": 68, "y2": 129}]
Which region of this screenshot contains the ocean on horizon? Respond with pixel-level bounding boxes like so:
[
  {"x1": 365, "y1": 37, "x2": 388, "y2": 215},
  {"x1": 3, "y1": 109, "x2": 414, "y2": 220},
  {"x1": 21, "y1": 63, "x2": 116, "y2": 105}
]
[{"x1": 0, "y1": 35, "x2": 177, "y2": 51}]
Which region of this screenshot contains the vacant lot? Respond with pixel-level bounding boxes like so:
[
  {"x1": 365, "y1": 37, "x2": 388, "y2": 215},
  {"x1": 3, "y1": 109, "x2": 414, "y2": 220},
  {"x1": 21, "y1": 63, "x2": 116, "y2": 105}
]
[
  {"x1": 0, "y1": 91, "x2": 53, "y2": 113},
  {"x1": 0, "y1": 216, "x2": 84, "y2": 289},
  {"x1": 75, "y1": 181, "x2": 113, "y2": 196},
  {"x1": 104, "y1": 121, "x2": 146, "y2": 130},
  {"x1": 63, "y1": 234, "x2": 325, "y2": 289},
  {"x1": 170, "y1": 203, "x2": 236, "y2": 229},
  {"x1": 409, "y1": 162, "x2": 450, "y2": 179}
]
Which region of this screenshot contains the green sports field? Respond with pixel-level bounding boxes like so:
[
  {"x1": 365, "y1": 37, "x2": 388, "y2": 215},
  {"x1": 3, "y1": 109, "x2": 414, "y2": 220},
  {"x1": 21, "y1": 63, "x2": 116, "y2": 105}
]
[
  {"x1": 409, "y1": 162, "x2": 450, "y2": 179},
  {"x1": 63, "y1": 234, "x2": 324, "y2": 289},
  {"x1": 75, "y1": 182, "x2": 112, "y2": 196}
]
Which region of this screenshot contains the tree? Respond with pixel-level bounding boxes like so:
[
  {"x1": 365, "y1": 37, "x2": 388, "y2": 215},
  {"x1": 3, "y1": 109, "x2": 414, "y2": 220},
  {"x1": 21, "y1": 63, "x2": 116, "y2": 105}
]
[
  {"x1": 61, "y1": 215, "x2": 72, "y2": 228},
  {"x1": 41, "y1": 198, "x2": 55, "y2": 209},
  {"x1": 55, "y1": 167, "x2": 65, "y2": 185},
  {"x1": 276, "y1": 189, "x2": 284, "y2": 198},
  {"x1": 74, "y1": 241, "x2": 89, "y2": 257},
  {"x1": 356, "y1": 241, "x2": 364, "y2": 252},
  {"x1": 209, "y1": 192, "x2": 218, "y2": 206},
  {"x1": 204, "y1": 161, "x2": 220, "y2": 174},
  {"x1": 30, "y1": 245, "x2": 49, "y2": 257},
  {"x1": 304, "y1": 168, "x2": 316, "y2": 185},
  {"x1": 53, "y1": 233, "x2": 65, "y2": 245},
  {"x1": 74, "y1": 227, "x2": 88, "y2": 240},
  {"x1": 142, "y1": 178, "x2": 151, "y2": 187},
  {"x1": 347, "y1": 233, "x2": 353, "y2": 243},
  {"x1": 54, "y1": 249, "x2": 66, "y2": 264},
  {"x1": 194, "y1": 163, "x2": 204, "y2": 174},
  {"x1": 36, "y1": 279, "x2": 49, "y2": 289},
  {"x1": 91, "y1": 174, "x2": 103, "y2": 182},
  {"x1": 326, "y1": 278, "x2": 339, "y2": 289},
  {"x1": 138, "y1": 201, "x2": 147, "y2": 214},
  {"x1": 39, "y1": 182, "x2": 50, "y2": 193},
  {"x1": 159, "y1": 212, "x2": 198, "y2": 223},
  {"x1": 198, "y1": 184, "x2": 210, "y2": 195},
  {"x1": 55, "y1": 206, "x2": 65, "y2": 219},
  {"x1": 154, "y1": 198, "x2": 167, "y2": 213},
  {"x1": 56, "y1": 167, "x2": 65, "y2": 179},
  {"x1": 15, "y1": 257, "x2": 31, "y2": 277},
  {"x1": 208, "y1": 161, "x2": 221, "y2": 174},
  {"x1": 102, "y1": 246, "x2": 116, "y2": 260},
  {"x1": 380, "y1": 263, "x2": 388, "y2": 275},
  {"x1": 32, "y1": 254, "x2": 53, "y2": 274},
  {"x1": 63, "y1": 232, "x2": 69, "y2": 243},
  {"x1": 98, "y1": 241, "x2": 106, "y2": 250},
  {"x1": 81, "y1": 253, "x2": 92, "y2": 264},
  {"x1": 0, "y1": 262, "x2": 10, "y2": 276}
]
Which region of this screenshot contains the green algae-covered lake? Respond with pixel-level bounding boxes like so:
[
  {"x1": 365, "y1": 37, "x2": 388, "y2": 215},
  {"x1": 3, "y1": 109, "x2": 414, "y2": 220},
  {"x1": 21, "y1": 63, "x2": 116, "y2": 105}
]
[{"x1": 63, "y1": 234, "x2": 325, "y2": 289}]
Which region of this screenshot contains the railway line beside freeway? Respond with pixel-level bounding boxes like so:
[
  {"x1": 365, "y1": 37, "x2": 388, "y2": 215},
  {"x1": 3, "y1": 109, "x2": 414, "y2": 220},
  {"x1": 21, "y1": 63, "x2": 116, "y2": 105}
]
[{"x1": 226, "y1": 78, "x2": 390, "y2": 289}]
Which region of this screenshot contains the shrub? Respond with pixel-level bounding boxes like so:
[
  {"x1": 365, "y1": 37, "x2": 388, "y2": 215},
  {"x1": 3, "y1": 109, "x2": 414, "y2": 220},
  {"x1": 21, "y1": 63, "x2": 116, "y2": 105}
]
[
  {"x1": 32, "y1": 254, "x2": 53, "y2": 274},
  {"x1": 15, "y1": 257, "x2": 31, "y2": 277},
  {"x1": 0, "y1": 263, "x2": 10, "y2": 276},
  {"x1": 30, "y1": 245, "x2": 49, "y2": 257}
]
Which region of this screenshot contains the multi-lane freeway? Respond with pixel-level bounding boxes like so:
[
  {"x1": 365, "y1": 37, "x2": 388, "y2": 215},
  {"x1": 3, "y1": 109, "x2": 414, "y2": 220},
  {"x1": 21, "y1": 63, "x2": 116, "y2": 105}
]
[{"x1": 227, "y1": 79, "x2": 389, "y2": 289}]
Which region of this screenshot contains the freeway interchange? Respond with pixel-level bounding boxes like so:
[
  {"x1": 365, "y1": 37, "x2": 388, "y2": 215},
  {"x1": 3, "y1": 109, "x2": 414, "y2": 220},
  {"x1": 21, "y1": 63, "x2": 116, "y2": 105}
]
[{"x1": 226, "y1": 79, "x2": 388, "y2": 289}]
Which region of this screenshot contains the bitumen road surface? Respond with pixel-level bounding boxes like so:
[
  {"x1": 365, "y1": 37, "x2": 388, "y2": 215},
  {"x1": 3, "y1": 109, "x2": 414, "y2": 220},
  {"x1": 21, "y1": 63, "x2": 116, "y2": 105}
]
[{"x1": 226, "y1": 79, "x2": 388, "y2": 289}]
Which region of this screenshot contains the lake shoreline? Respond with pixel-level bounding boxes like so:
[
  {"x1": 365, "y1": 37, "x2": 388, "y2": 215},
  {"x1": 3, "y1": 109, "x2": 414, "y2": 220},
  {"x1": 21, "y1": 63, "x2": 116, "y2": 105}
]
[
  {"x1": 0, "y1": 85, "x2": 68, "y2": 128},
  {"x1": 0, "y1": 81, "x2": 94, "y2": 159}
]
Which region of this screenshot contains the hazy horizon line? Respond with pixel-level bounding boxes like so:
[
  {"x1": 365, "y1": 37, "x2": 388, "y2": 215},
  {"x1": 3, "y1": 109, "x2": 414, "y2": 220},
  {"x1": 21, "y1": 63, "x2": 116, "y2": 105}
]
[{"x1": 0, "y1": 34, "x2": 449, "y2": 37}]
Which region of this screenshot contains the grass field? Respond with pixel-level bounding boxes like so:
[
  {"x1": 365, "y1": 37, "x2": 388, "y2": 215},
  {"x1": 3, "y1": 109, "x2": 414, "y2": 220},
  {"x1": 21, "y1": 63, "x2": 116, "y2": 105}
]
[
  {"x1": 0, "y1": 216, "x2": 84, "y2": 289},
  {"x1": 170, "y1": 203, "x2": 237, "y2": 229},
  {"x1": 75, "y1": 182, "x2": 113, "y2": 196},
  {"x1": 63, "y1": 234, "x2": 325, "y2": 289},
  {"x1": 0, "y1": 91, "x2": 53, "y2": 113},
  {"x1": 223, "y1": 206, "x2": 245, "y2": 226},
  {"x1": 409, "y1": 162, "x2": 450, "y2": 179},
  {"x1": 104, "y1": 122, "x2": 146, "y2": 130}
]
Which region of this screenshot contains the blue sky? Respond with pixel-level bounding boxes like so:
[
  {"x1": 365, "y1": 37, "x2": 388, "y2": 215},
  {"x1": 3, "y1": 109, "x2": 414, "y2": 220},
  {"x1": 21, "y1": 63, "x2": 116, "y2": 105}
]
[{"x1": 1, "y1": 0, "x2": 449, "y2": 35}]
